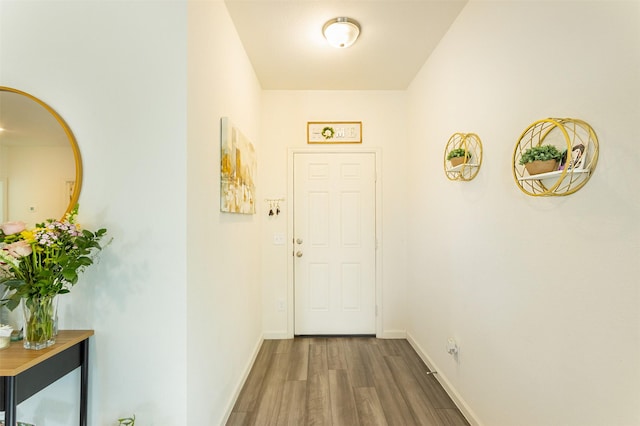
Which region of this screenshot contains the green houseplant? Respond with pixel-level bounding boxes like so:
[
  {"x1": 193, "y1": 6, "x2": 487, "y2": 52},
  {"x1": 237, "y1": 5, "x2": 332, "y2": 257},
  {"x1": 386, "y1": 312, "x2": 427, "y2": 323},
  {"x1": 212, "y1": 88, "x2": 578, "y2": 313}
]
[
  {"x1": 117, "y1": 415, "x2": 135, "y2": 425},
  {"x1": 518, "y1": 144, "x2": 562, "y2": 175},
  {"x1": 447, "y1": 148, "x2": 472, "y2": 167}
]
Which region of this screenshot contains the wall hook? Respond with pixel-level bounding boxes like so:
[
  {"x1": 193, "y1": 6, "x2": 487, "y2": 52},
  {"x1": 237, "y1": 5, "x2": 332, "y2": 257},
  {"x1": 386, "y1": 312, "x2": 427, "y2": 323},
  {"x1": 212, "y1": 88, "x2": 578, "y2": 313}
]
[{"x1": 265, "y1": 198, "x2": 285, "y2": 217}]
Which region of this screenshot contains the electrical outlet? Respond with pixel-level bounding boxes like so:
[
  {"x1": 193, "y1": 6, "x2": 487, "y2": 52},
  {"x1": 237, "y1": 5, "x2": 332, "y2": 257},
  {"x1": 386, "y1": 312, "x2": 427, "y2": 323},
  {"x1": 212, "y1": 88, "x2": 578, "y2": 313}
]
[
  {"x1": 277, "y1": 299, "x2": 285, "y2": 311},
  {"x1": 273, "y1": 233, "x2": 286, "y2": 245},
  {"x1": 446, "y1": 338, "x2": 459, "y2": 355}
]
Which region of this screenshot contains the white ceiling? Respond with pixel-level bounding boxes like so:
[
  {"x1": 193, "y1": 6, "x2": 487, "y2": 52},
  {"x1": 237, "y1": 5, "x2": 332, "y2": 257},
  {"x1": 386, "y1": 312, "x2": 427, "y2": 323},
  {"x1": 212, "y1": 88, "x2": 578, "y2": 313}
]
[{"x1": 224, "y1": 0, "x2": 468, "y2": 90}]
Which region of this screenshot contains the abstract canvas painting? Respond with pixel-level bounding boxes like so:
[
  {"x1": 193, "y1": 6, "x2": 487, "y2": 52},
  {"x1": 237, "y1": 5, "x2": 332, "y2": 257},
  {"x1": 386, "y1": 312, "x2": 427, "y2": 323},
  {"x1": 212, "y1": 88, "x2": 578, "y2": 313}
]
[{"x1": 220, "y1": 117, "x2": 256, "y2": 214}]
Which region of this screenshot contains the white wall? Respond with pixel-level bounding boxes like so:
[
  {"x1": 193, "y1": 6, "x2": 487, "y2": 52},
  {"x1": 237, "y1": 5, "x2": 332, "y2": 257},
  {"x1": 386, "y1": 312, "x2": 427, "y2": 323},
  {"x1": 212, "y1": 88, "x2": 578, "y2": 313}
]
[
  {"x1": 260, "y1": 91, "x2": 408, "y2": 338},
  {"x1": 1, "y1": 1, "x2": 189, "y2": 424},
  {"x1": 2, "y1": 0, "x2": 264, "y2": 424},
  {"x1": 406, "y1": 2, "x2": 640, "y2": 426},
  {"x1": 187, "y1": 1, "x2": 263, "y2": 424},
  {"x1": 3, "y1": 1, "x2": 638, "y2": 425}
]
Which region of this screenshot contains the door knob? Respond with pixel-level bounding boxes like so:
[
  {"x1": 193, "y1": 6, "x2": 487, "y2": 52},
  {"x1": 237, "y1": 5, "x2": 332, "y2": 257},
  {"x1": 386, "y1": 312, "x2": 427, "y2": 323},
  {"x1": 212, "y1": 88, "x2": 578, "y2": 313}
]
[
  {"x1": 296, "y1": 238, "x2": 303, "y2": 244},
  {"x1": 296, "y1": 251, "x2": 303, "y2": 258}
]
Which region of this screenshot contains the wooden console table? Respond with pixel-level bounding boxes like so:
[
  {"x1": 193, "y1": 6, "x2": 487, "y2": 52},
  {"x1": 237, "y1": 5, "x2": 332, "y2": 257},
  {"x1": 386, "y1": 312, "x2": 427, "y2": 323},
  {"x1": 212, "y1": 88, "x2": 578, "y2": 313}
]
[{"x1": 0, "y1": 330, "x2": 94, "y2": 426}]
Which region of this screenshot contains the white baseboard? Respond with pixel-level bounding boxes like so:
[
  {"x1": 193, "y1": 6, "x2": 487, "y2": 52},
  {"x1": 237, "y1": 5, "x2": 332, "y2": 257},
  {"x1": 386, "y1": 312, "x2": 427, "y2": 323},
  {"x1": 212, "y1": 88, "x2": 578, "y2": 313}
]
[
  {"x1": 378, "y1": 329, "x2": 407, "y2": 339},
  {"x1": 263, "y1": 331, "x2": 291, "y2": 339},
  {"x1": 221, "y1": 333, "x2": 264, "y2": 425},
  {"x1": 406, "y1": 332, "x2": 483, "y2": 426}
]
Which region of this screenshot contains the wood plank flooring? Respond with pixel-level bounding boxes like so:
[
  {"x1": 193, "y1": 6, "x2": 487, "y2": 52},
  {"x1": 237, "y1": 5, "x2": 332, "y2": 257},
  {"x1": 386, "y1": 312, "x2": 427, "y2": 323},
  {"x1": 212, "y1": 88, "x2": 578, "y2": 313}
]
[{"x1": 227, "y1": 337, "x2": 470, "y2": 425}]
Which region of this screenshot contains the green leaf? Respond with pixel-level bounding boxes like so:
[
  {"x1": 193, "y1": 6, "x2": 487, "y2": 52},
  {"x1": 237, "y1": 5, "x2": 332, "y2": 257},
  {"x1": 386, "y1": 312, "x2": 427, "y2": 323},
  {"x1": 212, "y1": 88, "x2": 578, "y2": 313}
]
[
  {"x1": 447, "y1": 148, "x2": 472, "y2": 160},
  {"x1": 519, "y1": 144, "x2": 562, "y2": 165}
]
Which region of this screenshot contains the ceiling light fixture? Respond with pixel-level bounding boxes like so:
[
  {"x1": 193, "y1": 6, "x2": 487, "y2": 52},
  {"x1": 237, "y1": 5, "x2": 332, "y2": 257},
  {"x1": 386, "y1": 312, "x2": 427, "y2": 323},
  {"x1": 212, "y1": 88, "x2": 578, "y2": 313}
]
[{"x1": 323, "y1": 17, "x2": 360, "y2": 48}]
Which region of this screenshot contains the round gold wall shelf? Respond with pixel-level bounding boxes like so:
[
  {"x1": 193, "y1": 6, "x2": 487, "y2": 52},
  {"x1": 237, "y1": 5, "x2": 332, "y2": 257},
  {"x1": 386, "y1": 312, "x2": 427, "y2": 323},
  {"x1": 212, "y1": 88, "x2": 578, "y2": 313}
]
[
  {"x1": 512, "y1": 118, "x2": 599, "y2": 196},
  {"x1": 444, "y1": 132, "x2": 483, "y2": 181}
]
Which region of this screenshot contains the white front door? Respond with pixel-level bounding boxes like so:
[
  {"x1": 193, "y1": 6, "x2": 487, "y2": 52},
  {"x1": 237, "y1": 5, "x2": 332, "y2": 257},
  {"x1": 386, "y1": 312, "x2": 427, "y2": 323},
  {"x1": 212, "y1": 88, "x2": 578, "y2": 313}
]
[{"x1": 293, "y1": 152, "x2": 376, "y2": 335}]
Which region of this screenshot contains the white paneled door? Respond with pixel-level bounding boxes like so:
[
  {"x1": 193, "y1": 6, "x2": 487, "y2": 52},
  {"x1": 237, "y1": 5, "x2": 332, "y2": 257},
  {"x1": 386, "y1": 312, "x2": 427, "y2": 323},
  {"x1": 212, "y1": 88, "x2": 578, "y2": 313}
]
[{"x1": 293, "y1": 152, "x2": 376, "y2": 335}]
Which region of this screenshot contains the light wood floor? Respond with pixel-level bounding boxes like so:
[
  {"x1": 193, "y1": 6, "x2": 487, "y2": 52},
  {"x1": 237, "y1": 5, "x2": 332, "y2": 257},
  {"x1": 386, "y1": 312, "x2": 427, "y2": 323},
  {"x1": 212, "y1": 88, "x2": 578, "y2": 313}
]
[{"x1": 227, "y1": 336, "x2": 470, "y2": 425}]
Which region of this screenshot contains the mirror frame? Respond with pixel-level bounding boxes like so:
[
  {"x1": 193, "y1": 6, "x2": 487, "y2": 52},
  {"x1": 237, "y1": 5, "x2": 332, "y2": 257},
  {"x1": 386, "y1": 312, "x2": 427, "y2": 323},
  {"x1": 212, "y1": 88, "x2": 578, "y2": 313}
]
[{"x1": 0, "y1": 86, "x2": 82, "y2": 220}]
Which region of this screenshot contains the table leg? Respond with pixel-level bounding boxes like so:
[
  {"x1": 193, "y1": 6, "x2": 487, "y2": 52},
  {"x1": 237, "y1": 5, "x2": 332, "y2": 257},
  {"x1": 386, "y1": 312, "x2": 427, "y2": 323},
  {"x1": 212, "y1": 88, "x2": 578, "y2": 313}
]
[
  {"x1": 79, "y1": 339, "x2": 89, "y2": 426},
  {"x1": 3, "y1": 376, "x2": 16, "y2": 426}
]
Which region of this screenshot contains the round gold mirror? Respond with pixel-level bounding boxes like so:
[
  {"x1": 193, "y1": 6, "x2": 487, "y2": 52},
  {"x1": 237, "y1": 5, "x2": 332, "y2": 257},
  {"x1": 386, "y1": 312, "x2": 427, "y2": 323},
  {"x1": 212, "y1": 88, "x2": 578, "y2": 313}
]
[{"x1": 0, "y1": 87, "x2": 82, "y2": 225}]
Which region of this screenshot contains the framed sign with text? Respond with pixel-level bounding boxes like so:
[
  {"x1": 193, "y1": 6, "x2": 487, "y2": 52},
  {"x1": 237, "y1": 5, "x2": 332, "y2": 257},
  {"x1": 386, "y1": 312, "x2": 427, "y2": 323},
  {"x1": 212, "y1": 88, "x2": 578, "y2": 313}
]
[{"x1": 307, "y1": 121, "x2": 362, "y2": 144}]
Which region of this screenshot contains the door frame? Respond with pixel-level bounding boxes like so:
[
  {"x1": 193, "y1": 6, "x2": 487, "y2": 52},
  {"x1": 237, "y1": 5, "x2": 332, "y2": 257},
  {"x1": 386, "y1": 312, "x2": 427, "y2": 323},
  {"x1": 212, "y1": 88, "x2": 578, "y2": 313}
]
[{"x1": 287, "y1": 147, "x2": 382, "y2": 338}]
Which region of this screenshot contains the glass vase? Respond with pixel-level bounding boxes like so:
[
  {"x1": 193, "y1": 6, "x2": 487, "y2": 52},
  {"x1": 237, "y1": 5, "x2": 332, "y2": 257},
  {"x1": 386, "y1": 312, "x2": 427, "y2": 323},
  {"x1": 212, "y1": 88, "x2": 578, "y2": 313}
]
[
  {"x1": 1, "y1": 285, "x2": 23, "y2": 342},
  {"x1": 22, "y1": 295, "x2": 58, "y2": 350}
]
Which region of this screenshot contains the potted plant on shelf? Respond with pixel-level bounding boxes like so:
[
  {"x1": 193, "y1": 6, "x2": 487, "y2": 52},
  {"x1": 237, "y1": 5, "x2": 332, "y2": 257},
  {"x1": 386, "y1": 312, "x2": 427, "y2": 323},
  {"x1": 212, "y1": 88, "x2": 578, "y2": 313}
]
[
  {"x1": 447, "y1": 148, "x2": 472, "y2": 167},
  {"x1": 518, "y1": 144, "x2": 562, "y2": 175}
]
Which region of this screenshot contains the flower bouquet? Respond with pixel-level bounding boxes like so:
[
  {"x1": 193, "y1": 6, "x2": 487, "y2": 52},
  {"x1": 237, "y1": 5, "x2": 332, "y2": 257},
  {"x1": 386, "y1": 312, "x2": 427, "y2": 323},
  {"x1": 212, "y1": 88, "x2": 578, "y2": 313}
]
[{"x1": 0, "y1": 207, "x2": 107, "y2": 349}]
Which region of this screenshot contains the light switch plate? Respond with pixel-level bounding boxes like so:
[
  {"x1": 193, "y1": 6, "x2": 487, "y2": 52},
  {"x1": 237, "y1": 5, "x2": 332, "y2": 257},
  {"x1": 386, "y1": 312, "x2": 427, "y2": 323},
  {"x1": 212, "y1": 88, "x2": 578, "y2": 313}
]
[{"x1": 273, "y1": 233, "x2": 286, "y2": 245}]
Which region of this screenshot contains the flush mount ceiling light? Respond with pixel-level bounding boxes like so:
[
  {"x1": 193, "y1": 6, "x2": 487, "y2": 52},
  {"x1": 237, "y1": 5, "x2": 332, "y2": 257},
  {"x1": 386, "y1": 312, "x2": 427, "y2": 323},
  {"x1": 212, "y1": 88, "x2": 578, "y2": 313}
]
[{"x1": 323, "y1": 17, "x2": 360, "y2": 48}]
